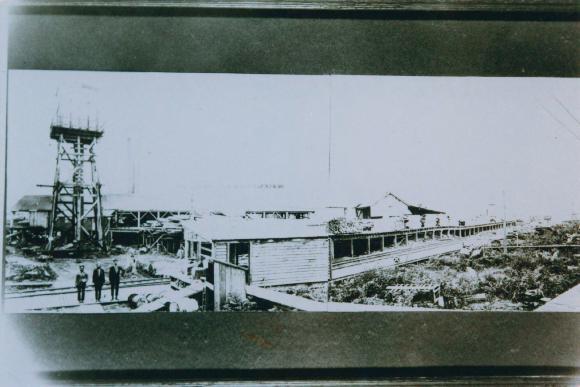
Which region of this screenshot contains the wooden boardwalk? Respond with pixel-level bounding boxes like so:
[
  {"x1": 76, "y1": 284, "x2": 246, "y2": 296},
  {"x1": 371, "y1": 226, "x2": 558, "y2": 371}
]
[
  {"x1": 331, "y1": 239, "x2": 464, "y2": 279},
  {"x1": 331, "y1": 231, "x2": 504, "y2": 280}
]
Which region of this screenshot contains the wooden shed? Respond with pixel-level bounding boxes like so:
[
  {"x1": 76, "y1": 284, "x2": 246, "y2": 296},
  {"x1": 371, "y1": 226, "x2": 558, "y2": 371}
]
[
  {"x1": 11, "y1": 195, "x2": 53, "y2": 229},
  {"x1": 183, "y1": 218, "x2": 330, "y2": 286}
]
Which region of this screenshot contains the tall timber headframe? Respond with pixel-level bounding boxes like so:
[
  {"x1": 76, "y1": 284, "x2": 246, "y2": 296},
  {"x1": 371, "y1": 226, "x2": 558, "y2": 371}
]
[{"x1": 46, "y1": 121, "x2": 106, "y2": 251}]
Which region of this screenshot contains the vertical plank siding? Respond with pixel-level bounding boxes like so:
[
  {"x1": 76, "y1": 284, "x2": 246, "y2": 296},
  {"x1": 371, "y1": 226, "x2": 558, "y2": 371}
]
[
  {"x1": 212, "y1": 260, "x2": 247, "y2": 311},
  {"x1": 31, "y1": 212, "x2": 49, "y2": 228},
  {"x1": 249, "y1": 238, "x2": 329, "y2": 286}
]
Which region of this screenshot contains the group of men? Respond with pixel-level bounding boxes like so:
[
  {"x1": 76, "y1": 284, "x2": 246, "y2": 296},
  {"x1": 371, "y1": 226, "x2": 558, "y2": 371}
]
[{"x1": 75, "y1": 258, "x2": 124, "y2": 303}]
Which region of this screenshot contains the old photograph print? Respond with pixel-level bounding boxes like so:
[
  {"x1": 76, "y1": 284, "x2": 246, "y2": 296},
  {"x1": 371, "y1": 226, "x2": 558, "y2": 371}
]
[{"x1": 4, "y1": 70, "x2": 580, "y2": 313}]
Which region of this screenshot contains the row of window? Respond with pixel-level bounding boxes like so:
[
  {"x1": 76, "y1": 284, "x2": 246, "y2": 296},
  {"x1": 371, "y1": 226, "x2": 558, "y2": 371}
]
[
  {"x1": 332, "y1": 224, "x2": 506, "y2": 259},
  {"x1": 246, "y1": 211, "x2": 311, "y2": 219}
]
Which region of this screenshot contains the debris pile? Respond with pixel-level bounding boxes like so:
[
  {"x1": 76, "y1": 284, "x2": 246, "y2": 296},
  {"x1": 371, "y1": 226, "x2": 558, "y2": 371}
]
[
  {"x1": 136, "y1": 262, "x2": 158, "y2": 277},
  {"x1": 128, "y1": 282, "x2": 205, "y2": 312},
  {"x1": 277, "y1": 283, "x2": 328, "y2": 303},
  {"x1": 6, "y1": 262, "x2": 58, "y2": 282},
  {"x1": 327, "y1": 218, "x2": 373, "y2": 234},
  {"x1": 168, "y1": 298, "x2": 199, "y2": 312},
  {"x1": 328, "y1": 221, "x2": 580, "y2": 310},
  {"x1": 221, "y1": 295, "x2": 258, "y2": 311},
  {"x1": 128, "y1": 292, "x2": 163, "y2": 309}
]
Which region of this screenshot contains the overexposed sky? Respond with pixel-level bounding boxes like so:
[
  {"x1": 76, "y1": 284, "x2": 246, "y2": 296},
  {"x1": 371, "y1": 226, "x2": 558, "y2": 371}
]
[{"x1": 6, "y1": 70, "x2": 580, "y2": 220}]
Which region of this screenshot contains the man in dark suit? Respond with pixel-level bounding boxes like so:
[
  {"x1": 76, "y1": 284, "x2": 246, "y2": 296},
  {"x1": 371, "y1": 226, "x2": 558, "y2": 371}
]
[
  {"x1": 92, "y1": 262, "x2": 105, "y2": 302},
  {"x1": 75, "y1": 265, "x2": 88, "y2": 303},
  {"x1": 109, "y1": 258, "x2": 124, "y2": 301}
]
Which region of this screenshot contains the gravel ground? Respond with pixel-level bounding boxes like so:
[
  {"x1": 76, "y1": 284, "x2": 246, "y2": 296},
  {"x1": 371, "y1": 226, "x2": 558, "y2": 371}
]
[{"x1": 5, "y1": 251, "x2": 184, "y2": 289}]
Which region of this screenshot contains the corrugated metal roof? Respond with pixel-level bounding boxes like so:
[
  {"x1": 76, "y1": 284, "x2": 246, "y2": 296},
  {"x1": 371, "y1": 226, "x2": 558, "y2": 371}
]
[{"x1": 183, "y1": 217, "x2": 329, "y2": 241}]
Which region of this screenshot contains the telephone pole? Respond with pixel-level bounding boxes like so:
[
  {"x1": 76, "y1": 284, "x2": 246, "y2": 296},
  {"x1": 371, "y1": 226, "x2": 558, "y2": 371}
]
[{"x1": 502, "y1": 190, "x2": 507, "y2": 254}]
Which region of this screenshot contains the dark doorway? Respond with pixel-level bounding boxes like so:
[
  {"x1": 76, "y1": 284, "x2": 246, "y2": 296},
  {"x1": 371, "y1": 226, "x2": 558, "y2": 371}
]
[{"x1": 228, "y1": 242, "x2": 250, "y2": 267}]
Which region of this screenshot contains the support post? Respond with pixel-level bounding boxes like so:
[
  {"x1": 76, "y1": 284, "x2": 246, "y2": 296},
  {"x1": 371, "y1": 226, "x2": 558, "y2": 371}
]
[{"x1": 328, "y1": 238, "x2": 334, "y2": 285}]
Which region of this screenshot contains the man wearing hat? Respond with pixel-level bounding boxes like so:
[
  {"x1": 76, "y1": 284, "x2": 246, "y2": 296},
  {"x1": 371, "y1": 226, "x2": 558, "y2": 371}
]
[
  {"x1": 92, "y1": 262, "x2": 106, "y2": 302},
  {"x1": 75, "y1": 265, "x2": 88, "y2": 303},
  {"x1": 109, "y1": 258, "x2": 124, "y2": 301}
]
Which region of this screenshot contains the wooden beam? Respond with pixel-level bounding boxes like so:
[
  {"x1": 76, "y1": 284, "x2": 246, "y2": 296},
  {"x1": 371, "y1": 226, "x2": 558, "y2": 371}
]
[
  {"x1": 326, "y1": 238, "x2": 333, "y2": 283},
  {"x1": 350, "y1": 239, "x2": 354, "y2": 257}
]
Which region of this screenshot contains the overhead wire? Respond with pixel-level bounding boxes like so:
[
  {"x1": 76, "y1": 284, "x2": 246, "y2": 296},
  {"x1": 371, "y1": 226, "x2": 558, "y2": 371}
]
[{"x1": 538, "y1": 102, "x2": 580, "y2": 142}]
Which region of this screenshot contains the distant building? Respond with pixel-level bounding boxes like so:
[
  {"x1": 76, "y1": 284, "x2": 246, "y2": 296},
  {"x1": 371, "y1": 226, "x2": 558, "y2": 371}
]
[
  {"x1": 10, "y1": 193, "x2": 192, "y2": 250},
  {"x1": 355, "y1": 192, "x2": 445, "y2": 219},
  {"x1": 11, "y1": 195, "x2": 53, "y2": 229}
]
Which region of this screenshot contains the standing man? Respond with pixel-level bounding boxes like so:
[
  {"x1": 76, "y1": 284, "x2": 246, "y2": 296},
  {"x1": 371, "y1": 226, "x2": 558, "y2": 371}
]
[
  {"x1": 92, "y1": 262, "x2": 105, "y2": 302},
  {"x1": 109, "y1": 258, "x2": 124, "y2": 301},
  {"x1": 75, "y1": 265, "x2": 88, "y2": 303},
  {"x1": 176, "y1": 243, "x2": 185, "y2": 259}
]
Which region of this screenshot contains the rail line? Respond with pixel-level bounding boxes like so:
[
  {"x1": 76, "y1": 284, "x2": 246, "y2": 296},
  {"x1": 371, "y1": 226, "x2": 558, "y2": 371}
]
[{"x1": 5, "y1": 277, "x2": 170, "y2": 299}]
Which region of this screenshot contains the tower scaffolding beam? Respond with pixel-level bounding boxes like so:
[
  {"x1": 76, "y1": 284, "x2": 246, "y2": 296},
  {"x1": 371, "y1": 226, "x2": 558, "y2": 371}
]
[{"x1": 46, "y1": 124, "x2": 107, "y2": 251}]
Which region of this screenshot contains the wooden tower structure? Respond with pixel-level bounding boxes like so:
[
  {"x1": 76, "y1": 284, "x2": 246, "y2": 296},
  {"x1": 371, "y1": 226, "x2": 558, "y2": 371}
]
[{"x1": 47, "y1": 123, "x2": 105, "y2": 250}]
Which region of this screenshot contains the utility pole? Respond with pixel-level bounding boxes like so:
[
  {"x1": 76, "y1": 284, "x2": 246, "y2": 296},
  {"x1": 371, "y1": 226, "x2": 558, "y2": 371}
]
[
  {"x1": 327, "y1": 75, "x2": 332, "y2": 181},
  {"x1": 127, "y1": 137, "x2": 136, "y2": 194},
  {"x1": 502, "y1": 190, "x2": 507, "y2": 254}
]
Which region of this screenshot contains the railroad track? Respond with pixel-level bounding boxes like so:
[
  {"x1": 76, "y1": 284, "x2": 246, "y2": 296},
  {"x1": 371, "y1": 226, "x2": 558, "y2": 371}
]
[{"x1": 5, "y1": 277, "x2": 170, "y2": 299}]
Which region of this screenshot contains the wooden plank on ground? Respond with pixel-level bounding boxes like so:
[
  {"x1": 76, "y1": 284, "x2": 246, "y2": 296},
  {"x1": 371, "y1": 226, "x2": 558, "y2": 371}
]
[{"x1": 246, "y1": 285, "x2": 432, "y2": 312}]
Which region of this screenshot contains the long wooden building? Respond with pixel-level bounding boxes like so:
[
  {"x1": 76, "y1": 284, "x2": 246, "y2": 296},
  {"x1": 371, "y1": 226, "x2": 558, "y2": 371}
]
[{"x1": 183, "y1": 216, "x2": 516, "y2": 287}]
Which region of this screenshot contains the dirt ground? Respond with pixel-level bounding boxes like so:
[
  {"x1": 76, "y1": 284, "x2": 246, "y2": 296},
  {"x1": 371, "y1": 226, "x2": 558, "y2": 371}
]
[{"x1": 5, "y1": 250, "x2": 185, "y2": 290}]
